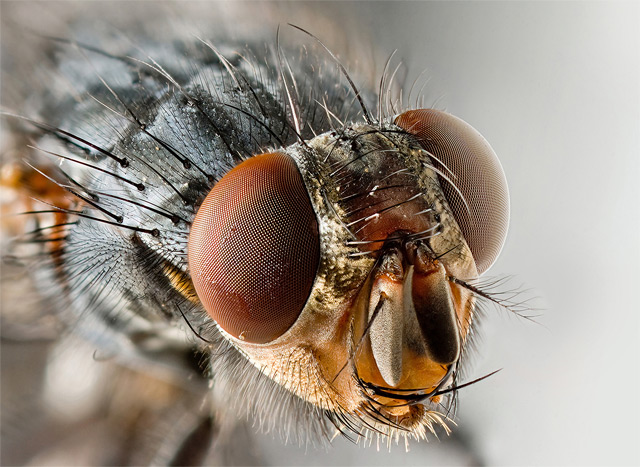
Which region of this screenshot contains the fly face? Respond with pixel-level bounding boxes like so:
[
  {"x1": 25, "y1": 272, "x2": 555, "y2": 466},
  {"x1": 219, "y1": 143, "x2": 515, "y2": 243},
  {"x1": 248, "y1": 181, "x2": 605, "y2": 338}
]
[
  {"x1": 2, "y1": 17, "x2": 511, "y2": 454},
  {"x1": 188, "y1": 111, "x2": 509, "y2": 436}
]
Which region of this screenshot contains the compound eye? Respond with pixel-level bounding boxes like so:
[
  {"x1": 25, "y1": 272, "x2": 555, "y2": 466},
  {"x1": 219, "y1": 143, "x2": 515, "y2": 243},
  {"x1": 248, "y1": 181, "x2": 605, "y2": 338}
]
[
  {"x1": 395, "y1": 109, "x2": 510, "y2": 274},
  {"x1": 188, "y1": 152, "x2": 320, "y2": 344}
]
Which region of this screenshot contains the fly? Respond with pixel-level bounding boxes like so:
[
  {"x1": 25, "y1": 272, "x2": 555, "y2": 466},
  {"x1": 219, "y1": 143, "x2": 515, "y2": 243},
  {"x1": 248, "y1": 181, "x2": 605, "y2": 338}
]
[{"x1": 1, "y1": 10, "x2": 523, "y2": 463}]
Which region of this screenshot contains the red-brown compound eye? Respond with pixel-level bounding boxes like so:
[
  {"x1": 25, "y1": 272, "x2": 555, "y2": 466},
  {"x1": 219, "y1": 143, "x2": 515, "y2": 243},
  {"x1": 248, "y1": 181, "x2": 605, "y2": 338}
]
[
  {"x1": 188, "y1": 152, "x2": 320, "y2": 344},
  {"x1": 395, "y1": 109, "x2": 510, "y2": 274}
]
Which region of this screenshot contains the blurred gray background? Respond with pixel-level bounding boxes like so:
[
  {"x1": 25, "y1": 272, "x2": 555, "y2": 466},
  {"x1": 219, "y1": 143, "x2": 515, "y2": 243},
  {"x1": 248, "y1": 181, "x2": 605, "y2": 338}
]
[{"x1": 2, "y1": 1, "x2": 638, "y2": 465}]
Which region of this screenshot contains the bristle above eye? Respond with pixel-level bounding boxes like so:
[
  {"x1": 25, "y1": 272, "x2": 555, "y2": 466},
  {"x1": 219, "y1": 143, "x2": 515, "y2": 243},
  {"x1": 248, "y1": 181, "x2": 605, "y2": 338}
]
[{"x1": 395, "y1": 109, "x2": 510, "y2": 274}]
